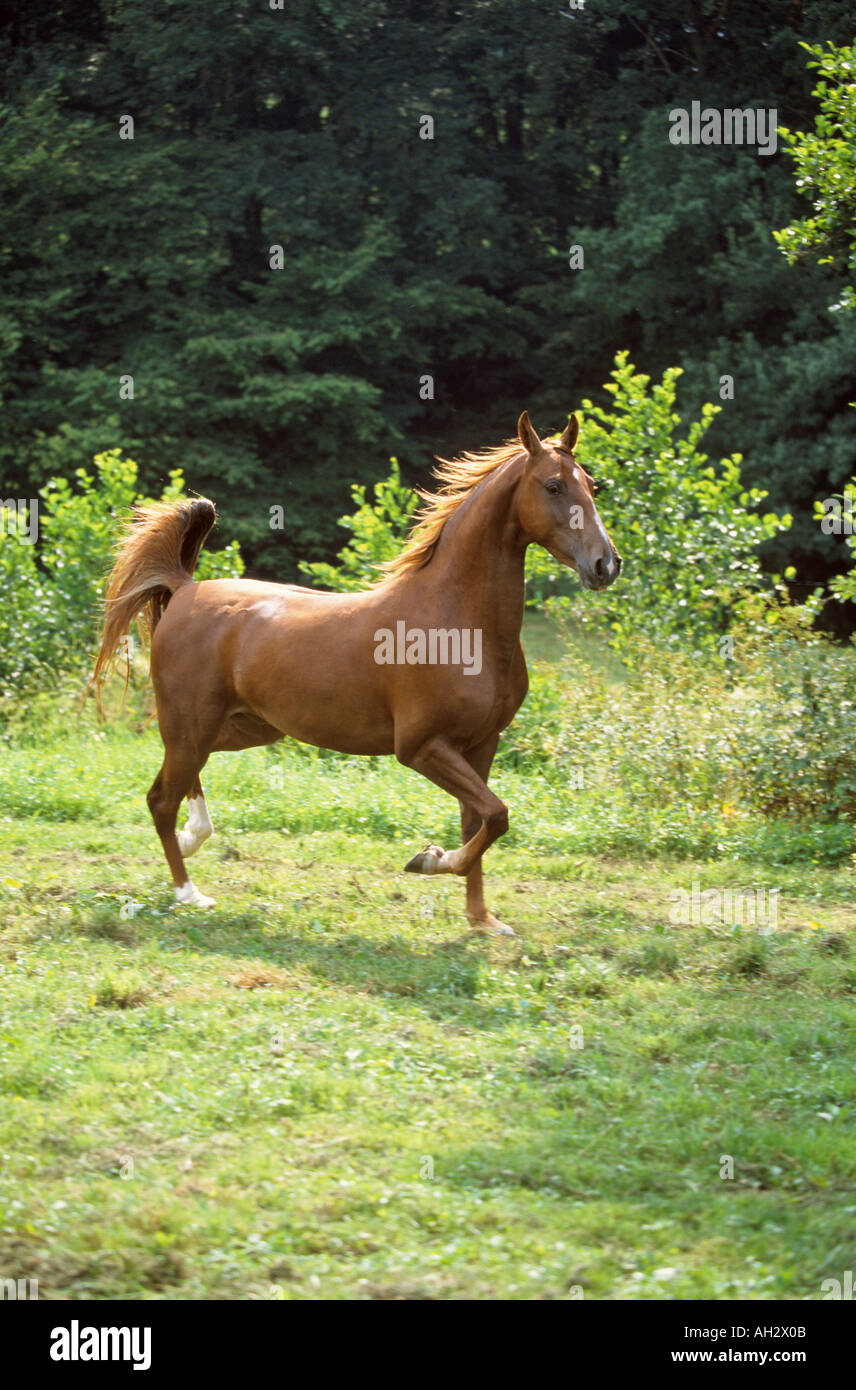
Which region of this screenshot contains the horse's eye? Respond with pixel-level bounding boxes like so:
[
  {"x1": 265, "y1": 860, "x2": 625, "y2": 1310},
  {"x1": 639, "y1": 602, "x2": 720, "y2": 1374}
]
[{"x1": 545, "y1": 480, "x2": 562, "y2": 496}]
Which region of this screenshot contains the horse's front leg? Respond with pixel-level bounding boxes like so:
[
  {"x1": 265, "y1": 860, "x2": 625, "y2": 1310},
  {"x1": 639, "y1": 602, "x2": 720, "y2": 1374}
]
[
  {"x1": 458, "y1": 738, "x2": 512, "y2": 936},
  {"x1": 397, "y1": 733, "x2": 514, "y2": 936}
]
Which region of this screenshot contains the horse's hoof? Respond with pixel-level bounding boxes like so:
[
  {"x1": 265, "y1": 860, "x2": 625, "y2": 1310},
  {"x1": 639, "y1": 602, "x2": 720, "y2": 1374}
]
[
  {"x1": 175, "y1": 881, "x2": 216, "y2": 909},
  {"x1": 467, "y1": 913, "x2": 516, "y2": 938},
  {"x1": 404, "y1": 844, "x2": 445, "y2": 874}
]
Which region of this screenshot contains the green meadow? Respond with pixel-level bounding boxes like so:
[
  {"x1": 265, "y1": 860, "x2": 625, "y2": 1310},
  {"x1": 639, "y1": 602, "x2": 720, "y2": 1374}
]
[
  {"x1": 1, "y1": 638, "x2": 855, "y2": 1300},
  {"x1": 3, "y1": 3, "x2": 856, "y2": 1309}
]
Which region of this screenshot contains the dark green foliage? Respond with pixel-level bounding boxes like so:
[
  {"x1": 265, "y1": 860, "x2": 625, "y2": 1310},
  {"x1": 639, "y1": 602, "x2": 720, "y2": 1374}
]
[
  {"x1": 0, "y1": 1, "x2": 853, "y2": 594},
  {"x1": 776, "y1": 40, "x2": 856, "y2": 311}
]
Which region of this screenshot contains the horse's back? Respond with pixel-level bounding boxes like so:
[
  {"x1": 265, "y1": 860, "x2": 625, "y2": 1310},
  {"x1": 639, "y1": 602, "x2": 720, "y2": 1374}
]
[
  {"x1": 152, "y1": 575, "x2": 395, "y2": 753},
  {"x1": 159, "y1": 576, "x2": 368, "y2": 628}
]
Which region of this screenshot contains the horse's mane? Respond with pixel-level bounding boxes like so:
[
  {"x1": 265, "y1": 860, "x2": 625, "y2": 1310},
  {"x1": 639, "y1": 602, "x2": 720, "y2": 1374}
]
[{"x1": 382, "y1": 434, "x2": 564, "y2": 579}]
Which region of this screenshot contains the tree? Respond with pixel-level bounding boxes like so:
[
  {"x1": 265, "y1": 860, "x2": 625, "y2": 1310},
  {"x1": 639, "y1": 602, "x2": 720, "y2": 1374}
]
[
  {"x1": 775, "y1": 41, "x2": 856, "y2": 312},
  {"x1": 0, "y1": 0, "x2": 851, "y2": 599}
]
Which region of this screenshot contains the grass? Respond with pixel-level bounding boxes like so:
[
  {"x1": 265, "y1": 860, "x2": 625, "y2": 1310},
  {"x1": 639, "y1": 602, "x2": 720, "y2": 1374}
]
[{"x1": 1, "y1": 717, "x2": 856, "y2": 1300}]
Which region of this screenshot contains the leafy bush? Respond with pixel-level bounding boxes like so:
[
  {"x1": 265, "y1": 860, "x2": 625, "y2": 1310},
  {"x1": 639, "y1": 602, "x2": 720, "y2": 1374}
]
[
  {"x1": 775, "y1": 40, "x2": 856, "y2": 313},
  {"x1": 816, "y1": 481, "x2": 856, "y2": 604},
  {"x1": 0, "y1": 450, "x2": 243, "y2": 696},
  {"x1": 545, "y1": 354, "x2": 790, "y2": 656},
  {"x1": 498, "y1": 607, "x2": 856, "y2": 834},
  {"x1": 497, "y1": 643, "x2": 740, "y2": 818},
  {"x1": 726, "y1": 599, "x2": 856, "y2": 820}
]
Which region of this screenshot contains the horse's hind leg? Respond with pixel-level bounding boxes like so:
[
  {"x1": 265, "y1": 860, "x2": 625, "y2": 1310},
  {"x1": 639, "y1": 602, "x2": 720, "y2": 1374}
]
[
  {"x1": 147, "y1": 681, "x2": 228, "y2": 907},
  {"x1": 148, "y1": 748, "x2": 216, "y2": 907},
  {"x1": 175, "y1": 713, "x2": 282, "y2": 861},
  {"x1": 177, "y1": 775, "x2": 214, "y2": 859},
  {"x1": 149, "y1": 710, "x2": 282, "y2": 906},
  {"x1": 174, "y1": 715, "x2": 282, "y2": 862}
]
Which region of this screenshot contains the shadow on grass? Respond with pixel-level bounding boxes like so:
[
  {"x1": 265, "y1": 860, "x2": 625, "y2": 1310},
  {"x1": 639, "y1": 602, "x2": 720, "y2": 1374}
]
[{"x1": 68, "y1": 900, "x2": 525, "y2": 1029}]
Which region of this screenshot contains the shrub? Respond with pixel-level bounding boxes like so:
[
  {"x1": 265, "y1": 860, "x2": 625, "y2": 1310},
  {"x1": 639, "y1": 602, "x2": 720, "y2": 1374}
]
[
  {"x1": 498, "y1": 609, "x2": 856, "y2": 829},
  {"x1": 545, "y1": 353, "x2": 790, "y2": 656},
  {"x1": 726, "y1": 601, "x2": 856, "y2": 819},
  {"x1": 0, "y1": 450, "x2": 243, "y2": 697},
  {"x1": 816, "y1": 481, "x2": 856, "y2": 605}
]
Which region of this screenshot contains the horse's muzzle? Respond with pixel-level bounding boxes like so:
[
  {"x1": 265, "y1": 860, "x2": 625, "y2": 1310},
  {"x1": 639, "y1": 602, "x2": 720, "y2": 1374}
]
[{"x1": 584, "y1": 553, "x2": 621, "y2": 590}]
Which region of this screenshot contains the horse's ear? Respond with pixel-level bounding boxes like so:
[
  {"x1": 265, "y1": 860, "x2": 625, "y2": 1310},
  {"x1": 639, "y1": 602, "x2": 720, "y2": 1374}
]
[
  {"x1": 518, "y1": 411, "x2": 542, "y2": 455},
  {"x1": 560, "y1": 414, "x2": 579, "y2": 453}
]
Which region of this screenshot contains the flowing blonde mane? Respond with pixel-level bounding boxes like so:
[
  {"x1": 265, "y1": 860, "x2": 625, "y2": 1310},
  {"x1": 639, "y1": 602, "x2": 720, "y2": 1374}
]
[
  {"x1": 378, "y1": 434, "x2": 548, "y2": 578},
  {"x1": 383, "y1": 433, "x2": 567, "y2": 577}
]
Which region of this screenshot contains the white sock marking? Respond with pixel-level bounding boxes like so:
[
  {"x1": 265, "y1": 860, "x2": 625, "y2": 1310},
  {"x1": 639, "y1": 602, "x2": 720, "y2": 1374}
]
[
  {"x1": 175, "y1": 880, "x2": 215, "y2": 908},
  {"x1": 177, "y1": 795, "x2": 214, "y2": 858}
]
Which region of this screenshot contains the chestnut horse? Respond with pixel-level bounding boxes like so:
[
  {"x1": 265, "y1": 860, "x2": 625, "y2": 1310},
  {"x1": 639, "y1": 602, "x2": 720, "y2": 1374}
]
[{"x1": 94, "y1": 412, "x2": 620, "y2": 935}]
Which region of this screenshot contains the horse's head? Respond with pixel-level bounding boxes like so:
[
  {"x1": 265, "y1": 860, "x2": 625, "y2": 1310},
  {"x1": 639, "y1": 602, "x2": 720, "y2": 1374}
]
[{"x1": 514, "y1": 410, "x2": 621, "y2": 591}]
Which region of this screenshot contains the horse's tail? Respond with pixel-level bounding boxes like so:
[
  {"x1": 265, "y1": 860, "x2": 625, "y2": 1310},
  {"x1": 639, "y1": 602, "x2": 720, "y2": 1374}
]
[{"x1": 93, "y1": 497, "x2": 216, "y2": 690}]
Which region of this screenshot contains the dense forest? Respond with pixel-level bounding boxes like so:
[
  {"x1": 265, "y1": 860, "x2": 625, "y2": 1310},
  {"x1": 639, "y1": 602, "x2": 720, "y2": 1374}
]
[{"x1": 1, "y1": 0, "x2": 854, "y2": 591}]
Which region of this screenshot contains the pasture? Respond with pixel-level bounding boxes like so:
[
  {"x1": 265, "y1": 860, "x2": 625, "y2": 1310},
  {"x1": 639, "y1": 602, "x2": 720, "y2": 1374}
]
[
  {"x1": 3, "y1": 2, "x2": 856, "y2": 1319},
  {"x1": 2, "y1": 628, "x2": 855, "y2": 1300}
]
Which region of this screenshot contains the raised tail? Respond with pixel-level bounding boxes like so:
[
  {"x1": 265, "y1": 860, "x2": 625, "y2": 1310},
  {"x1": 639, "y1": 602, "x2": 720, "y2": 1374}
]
[{"x1": 93, "y1": 497, "x2": 216, "y2": 689}]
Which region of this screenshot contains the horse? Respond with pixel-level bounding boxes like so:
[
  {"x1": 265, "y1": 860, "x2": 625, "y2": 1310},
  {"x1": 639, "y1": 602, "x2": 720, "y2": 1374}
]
[{"x1": 94, "y1": 410, "x2": 621, "y2": 935}]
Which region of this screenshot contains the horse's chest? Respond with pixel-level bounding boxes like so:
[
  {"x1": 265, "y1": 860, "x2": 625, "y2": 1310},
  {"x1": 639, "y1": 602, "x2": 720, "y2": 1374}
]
[{"x1": 471, "y1": 650, "x2": 528, "y2": 736}]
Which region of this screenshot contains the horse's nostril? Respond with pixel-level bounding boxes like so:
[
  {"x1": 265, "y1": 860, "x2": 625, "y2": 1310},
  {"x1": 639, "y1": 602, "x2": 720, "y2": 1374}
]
[{"x1": 593, "y1": 554, "x2": 619, "y2": 585}]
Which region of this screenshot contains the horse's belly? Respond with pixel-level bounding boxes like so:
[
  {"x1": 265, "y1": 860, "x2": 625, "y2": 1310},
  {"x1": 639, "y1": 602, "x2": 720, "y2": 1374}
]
[
  {"x1": 251, "y1": 694, "x2": 395, "y2": 756},
  {"x1": 232, "y1": 623, "x2": 395, "y2": 754}
]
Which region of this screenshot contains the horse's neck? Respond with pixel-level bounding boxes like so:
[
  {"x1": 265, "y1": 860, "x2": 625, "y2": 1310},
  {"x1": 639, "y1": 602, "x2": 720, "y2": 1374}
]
[{"x1": 416, "y1": 455, "x2": 528, "y2": 643}]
